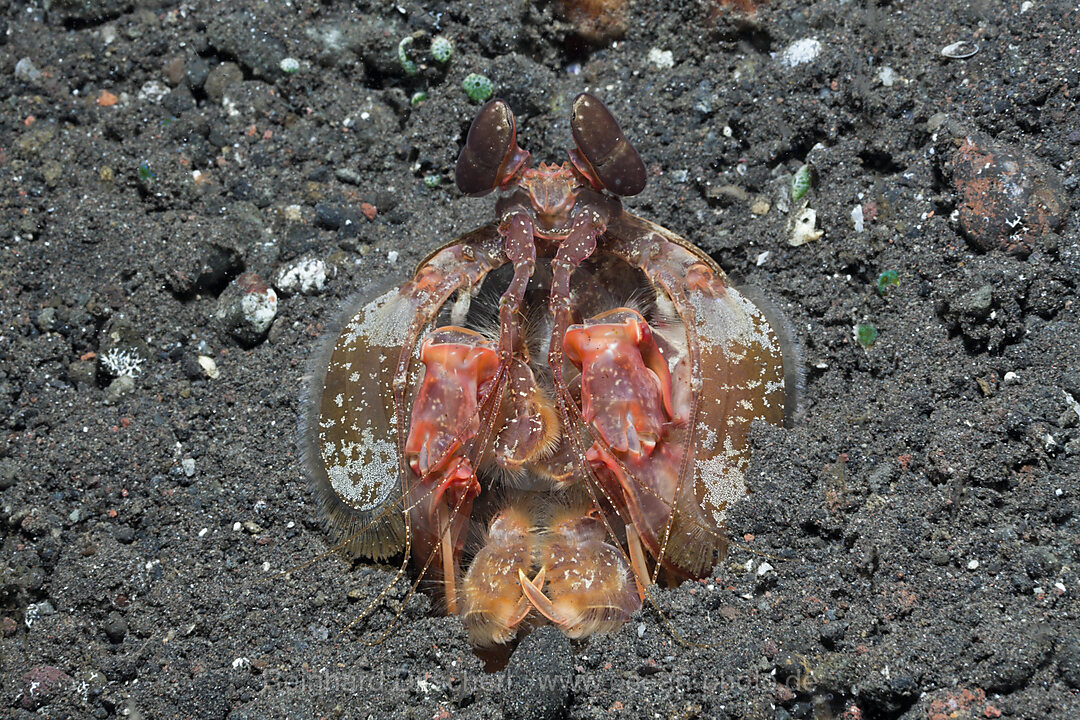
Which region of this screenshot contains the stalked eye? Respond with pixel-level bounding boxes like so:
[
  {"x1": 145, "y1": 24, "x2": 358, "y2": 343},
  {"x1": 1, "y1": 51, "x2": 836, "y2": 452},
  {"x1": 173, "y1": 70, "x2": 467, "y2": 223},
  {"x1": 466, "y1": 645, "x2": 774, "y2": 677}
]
[
  {"x1": 570, "y1": 93, "x2": 647, "y2": 197},
  {"x1": 455, "y1": 98, "x2": 531, "y2": 197}
]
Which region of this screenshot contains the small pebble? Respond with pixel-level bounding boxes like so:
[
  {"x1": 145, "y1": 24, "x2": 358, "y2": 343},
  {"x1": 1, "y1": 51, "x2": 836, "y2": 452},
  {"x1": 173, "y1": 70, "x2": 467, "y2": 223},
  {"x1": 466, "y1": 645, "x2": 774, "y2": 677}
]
[
  {"x1": 181, "y1": 458, "x2": 196, "y2": 477},
  {"x1": 949, "y1": 132, "x2": 1067, "y2": 255},
  {"x1": 103, "y1": 375, "x2": 136, "y2": 404},
  {"x1": 138, "y1": 81, "x2": 169, "y2": 103},
  {"x1": 103, "y1": 612, "x2": 127, "y2": 643},
  {"x1": 967, "y1": 559, "x2": 980, "y2": 570},
  {"x1": 36, "y1": 307, "x2": 56, "y2": 332},
  {"x1": 14, "y1": 57, "x2": 43, "y2": 84},
  {"x1": 164, "y1": 56, "x2": 185, "y2": 86},
  {"x1": 20, "y1": 666, "x2": 70, "y2": 710},
  {"x1": 216, "y1": 272, "x2": 278, "y2": 347},
  {"x1": 204, "y1": 61, "x2": 243, "y2": 104},
  {"x1": 648, "y1": 48, "x2": 674, "y2": 69}
]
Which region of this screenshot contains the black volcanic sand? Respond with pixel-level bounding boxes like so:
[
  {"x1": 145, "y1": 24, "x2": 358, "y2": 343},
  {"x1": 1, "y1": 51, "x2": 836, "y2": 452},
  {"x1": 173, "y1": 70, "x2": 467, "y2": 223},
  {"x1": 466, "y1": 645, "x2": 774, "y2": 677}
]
[{"x1": 1, "y1": 1, "x2": 1078, "y2": 718}]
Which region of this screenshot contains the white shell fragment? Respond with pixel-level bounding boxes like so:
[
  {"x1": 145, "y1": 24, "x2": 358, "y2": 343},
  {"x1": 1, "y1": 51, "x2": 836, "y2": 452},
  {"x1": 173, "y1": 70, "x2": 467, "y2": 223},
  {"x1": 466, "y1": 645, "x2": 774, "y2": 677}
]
[
  {"x1": 789, "y1": 208, "x2": 824, "y2": 246},
  {"x1": 197, "y1": 355, "x2": 220, "y2": 379},
  {"x1": 851, "y1": 204, "x2": 865, "y2": 233},
  {"x1": 941, "y1": 41, "x2": 979, "y2": 59}
]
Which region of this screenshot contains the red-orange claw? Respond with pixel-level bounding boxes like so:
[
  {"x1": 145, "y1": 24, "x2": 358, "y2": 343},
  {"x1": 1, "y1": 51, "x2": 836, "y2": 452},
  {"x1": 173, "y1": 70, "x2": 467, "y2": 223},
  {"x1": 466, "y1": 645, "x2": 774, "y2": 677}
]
[
  {"x1": 563, "y1": 308, "x2": 673, "y2": 458},
  {"x1": 404, "y1": 328, "x2": 500, "y2": 478}
]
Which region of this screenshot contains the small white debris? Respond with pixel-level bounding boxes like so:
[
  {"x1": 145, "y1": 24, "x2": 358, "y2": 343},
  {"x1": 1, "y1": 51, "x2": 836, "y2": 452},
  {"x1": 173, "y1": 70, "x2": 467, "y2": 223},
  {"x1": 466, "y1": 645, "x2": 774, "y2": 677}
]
[
  {"x1": 877, "y1": 67, "x2": 899, "y2": 87},
  {"x1": 241, "y1": 286, "x2": 278, "y2": 335},
  {"x1": 101, "y1": 347, "x2": 145, "y2": 378},
  {"x1": 1064, "y1": 392, "x2": 1080, "y2": 423},
  {"x1": 101, "y1": 25, "x2": 117, "y2": 45},
  {"x1": 637, "y1": 623, "x2": 646, "y2": 638},
  {"x1": 283, "y1": 204, "x2": 303, "y2": 221},
  {"x1": 197, "y1": 355, "x2": 220, "y2": 379},
  {"x1": 755, "y1": 250, "x2": 771, "y2": 266},
  {"x1": 1003, "y1": 371, "x2": 1020, "y2": 385},
  {"x1": 261, "y1": 561, "x2": 271, "y2": 572},
  {"x1": 275, "y1": 258, "x2": 328, "y2": 295},
  {"x1": 1020, "y1": 0, "x2": 1034, "y2": 11},
  {"x1": 279, "y1": 57, "x2": 301, "y2": 74},
  {"x1": 851, "y1": 204, "x2": 865, "y2": 232},
  {"x1": 231, "y1": 657, "x2": 250, "y2": 669},
  {"x1": 789, "y1": 208, "x2": 824, "y2": 246},
  {"x1": 387, "y1": 250, "x2": 400, "y2": 264},
  {"x1": 24, "y1": 601, "x2": 53, "y2": 628},
  {"x1": 1056, "y1": 488, "x2": 1064, "y2": 497},
  {"x1": 287, "y1": 521, "x2": 295, "y2": 528},
  {"x1": 1055, "y1": 582, "x2": 1067, "y2": 593},
  {"x1": 780, "y1": 38, "x2": 822, "y2": 67},
  {"x1": 233, "y1": 521, "x2": 242, "y2": 532},
  {"x1": 181, "y1": 457, "x2": 196, "y2": 477},
  {"x1": 967, "y1": 559, "x2": 980, "y2": 570},
  {"x1": 756, "y1": 562, "x2": 774, "y2": 576},
  {"x1": 198, "y1": 527, "x2": 209, "y2": 537},
  {"x1": 139, "y1": 81, "x2": 170, "y2": 103},
  {"x1": 648, "y1": 48, "x2": 675, "y2": 70}
]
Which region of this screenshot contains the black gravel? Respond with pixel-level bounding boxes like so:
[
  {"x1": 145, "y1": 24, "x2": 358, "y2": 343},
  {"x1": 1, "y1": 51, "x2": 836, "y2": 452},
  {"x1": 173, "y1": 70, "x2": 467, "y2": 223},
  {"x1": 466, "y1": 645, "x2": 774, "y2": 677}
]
[{"x1": 1, "y1": 1, "x2": 1078, "y2": 718}]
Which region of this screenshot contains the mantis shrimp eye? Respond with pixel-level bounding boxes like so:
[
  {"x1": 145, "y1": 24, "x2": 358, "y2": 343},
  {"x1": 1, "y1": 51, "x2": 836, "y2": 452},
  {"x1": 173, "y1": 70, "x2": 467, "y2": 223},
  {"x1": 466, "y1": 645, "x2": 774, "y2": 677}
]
[
  {"x1": 569, "y1": 92, "x2": 647, "y2": 197},
  {"x1": 454, "y1": 98, "x2": 531, "y2": 197}
]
